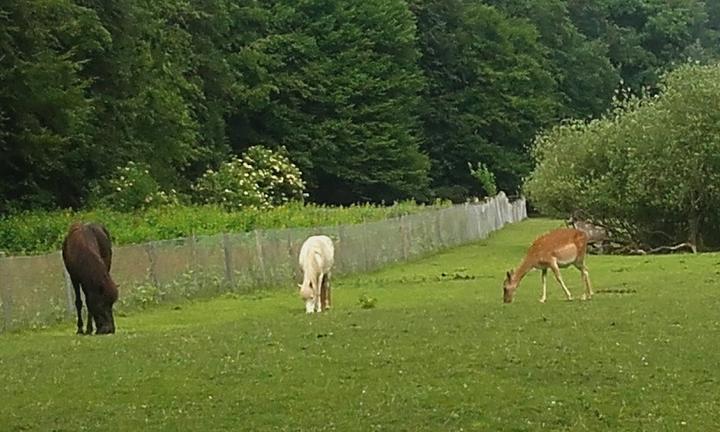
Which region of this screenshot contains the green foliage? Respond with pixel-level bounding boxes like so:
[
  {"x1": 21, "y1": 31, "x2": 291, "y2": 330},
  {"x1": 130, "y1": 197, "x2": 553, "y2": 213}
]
[
  {"x1": 358, "y1": 293, "x2": 378, "y2": 309},
  {"x1": 468, "y1": 162, "x2": 498, "y2": 198},
  {"x1": 0, "y1": 201, "x2": 447, "y2": 256},
  {"x1": 0, "y1": 0, "x2": 108, "y2": 209},
  {"x1": 193, "y1": 146, "x2": 305, "y2": 210},
  {"x1": 1, "y1": 0, "x2": 719, "y2": 211},
  {"x1": 567, "y1": 0, "x2": 713, "y2": 93},
  {"x1": 411, "y1": 0, "x2": 559, "y2": 198},
  {"x1": 485, "y1": 0, "x2": 620, "y2": 118},
  {"x1": 92, "y1": 162, "x2": 180, "y2": 212},
  {"x1": 236, "y1": 0, "x2": 430, "y2": 203},
  {"x1": 525, "y1": 63, "x2": 720, "y2": 248}
]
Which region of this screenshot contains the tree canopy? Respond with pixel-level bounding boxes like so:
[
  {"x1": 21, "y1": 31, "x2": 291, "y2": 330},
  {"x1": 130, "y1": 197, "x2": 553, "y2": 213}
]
[
  {"x1": 0, "y1": 0, "x2": 718, "y2": 211},
  {"x1": 525, "y1": 63, "x2": 720, "y2": 249}
]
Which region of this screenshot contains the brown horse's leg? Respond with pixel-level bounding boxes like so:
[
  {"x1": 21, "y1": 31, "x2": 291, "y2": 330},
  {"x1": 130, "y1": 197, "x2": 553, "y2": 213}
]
[
  {"x1": 84, "y1": 291, "x2": 96, "y2": 335},
  {"x1": 70, "y1": 277, "x2": 84, "y2": 334},
  {"x1": 86, "y1": 310, "x2": 94, "y2": 334}
]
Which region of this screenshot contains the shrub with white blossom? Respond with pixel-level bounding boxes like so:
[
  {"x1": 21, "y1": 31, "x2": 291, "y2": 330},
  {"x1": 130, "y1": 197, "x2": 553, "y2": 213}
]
[
  {"x1": 95, "y1": 162, "x2": 179, "y2": 211},
  {"x1": 193, "y1": 146, "x2": 306, "y2": 210}
]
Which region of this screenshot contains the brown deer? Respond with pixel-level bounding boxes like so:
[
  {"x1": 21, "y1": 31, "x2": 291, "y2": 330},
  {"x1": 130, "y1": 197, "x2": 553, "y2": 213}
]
[{"x1": 503, "y1": 228, "x2": 593, "y2": 303}]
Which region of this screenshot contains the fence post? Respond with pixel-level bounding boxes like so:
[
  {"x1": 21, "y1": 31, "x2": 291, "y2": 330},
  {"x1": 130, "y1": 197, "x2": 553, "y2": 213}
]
[
  {"x1": 0, "y1": 256, "x2": 11, "y2": 332},
  {"x1": 145, "y1": 242, "x2": 159, "y2": 288},
  {"x1": 287, "y1": 230, "x2": 297, "y2": 283},
  {"x1": 361, "y1": 221, "x2": 371, "y2": 272},
  {"x1": 223, "y1": 233, "x2": 234, "y2": 290},
  {"x1": 337, "y1": 224, "x2": 348, "y2": 275},
  {"x1": 400, "y1": 215, "x2": 409, "y2": 261},
  {"x1": 62, "y1": 266, "x2": 75, "y2": 317},
  {"x1": 435, "y1": 210, "x2": 444, "y2": 249},
  {"x1": 255, "y1": 230, "x2": 267, "y2": 285},
  {"x1": 189, "y1": 232, "x2": 200, "y2": 294}
]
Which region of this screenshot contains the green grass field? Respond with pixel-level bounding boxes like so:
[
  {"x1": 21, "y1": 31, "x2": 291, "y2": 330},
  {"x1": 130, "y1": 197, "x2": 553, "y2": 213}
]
[{"x1": 2, "y1": 218, "x2": 719, "y2": 431}]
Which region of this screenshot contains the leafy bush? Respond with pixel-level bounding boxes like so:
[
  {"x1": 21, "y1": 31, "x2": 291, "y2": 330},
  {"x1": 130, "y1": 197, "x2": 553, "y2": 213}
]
[
  {"x1": 92, "y1": 162, "x2": 181, "y2": 212},
  {"x1": 468, "y1": 162, "x2": 498, "y2": 198},
  {"x1": 525, "y1": 63, "x2": 720, "y2": 249},
  {"x1": 0, "y1": 201, "x2": 448, "y2": 256},
  {"x1": 358, "y1": 293, "x2": 377, "y2": 309},
  {"x1": 193, "y1": 146, "x2": 305, "y2": 210}
]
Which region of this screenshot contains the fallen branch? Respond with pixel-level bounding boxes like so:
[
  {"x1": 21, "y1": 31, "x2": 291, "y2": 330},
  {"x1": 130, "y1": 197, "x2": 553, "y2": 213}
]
[{"x1": 627, "y1": 242, "x2": 697, "y2": 255}]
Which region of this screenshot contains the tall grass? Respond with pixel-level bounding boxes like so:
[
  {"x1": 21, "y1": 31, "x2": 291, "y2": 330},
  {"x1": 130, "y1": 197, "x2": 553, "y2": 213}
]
[{"x1": 0, "y1": 201, "x2": 447, "y2": 256}]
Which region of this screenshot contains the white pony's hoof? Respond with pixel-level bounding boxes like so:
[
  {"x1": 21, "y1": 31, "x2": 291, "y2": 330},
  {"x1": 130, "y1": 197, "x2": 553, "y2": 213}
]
[{"x1": 305, "y1": 299, "x2": 316, "y2": 314}]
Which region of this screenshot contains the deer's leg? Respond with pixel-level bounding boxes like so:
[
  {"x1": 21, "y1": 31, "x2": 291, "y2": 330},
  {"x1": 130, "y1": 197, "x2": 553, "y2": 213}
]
[
  {"x1": 540, "y1": 269, "x2": 548, "y2": 303},
  {"x1": 578, "y1": 264, "x2": 593, "y2": 300},
  {"x1": 550, "y1": 260, "x2": 573, "y2": 301}
]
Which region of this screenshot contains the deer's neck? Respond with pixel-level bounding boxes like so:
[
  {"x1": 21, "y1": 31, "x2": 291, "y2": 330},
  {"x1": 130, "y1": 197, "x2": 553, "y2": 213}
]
[{"x1": 512, "y1": 257, "x2": 536, "y2": 285}]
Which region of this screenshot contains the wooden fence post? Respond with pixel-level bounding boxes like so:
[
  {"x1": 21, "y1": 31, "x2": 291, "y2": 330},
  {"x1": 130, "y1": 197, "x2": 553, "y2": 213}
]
[
  {"x1": 400, "y1": 215, "x2": 409, "y2": 261},
  {"x1": 223, "y1": 233, "x2": 234, "y2": 289},
  {"x1": 145, "y1": 243, "x2": 159, "y2": 288},
  {"x1": 62, "y1": 266, "x2": 75, "y2": 317},
  {"x1": 0, "y1": 256, "x2": 11, "y2": 332},
  {"x1": 255, "y1": 230, "x2": 267, "y2": 285}
]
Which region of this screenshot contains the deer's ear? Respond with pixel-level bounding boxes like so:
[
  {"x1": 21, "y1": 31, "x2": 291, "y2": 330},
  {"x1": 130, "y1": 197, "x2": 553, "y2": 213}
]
[
  {"x1": 506, "y1": 271, "x2": 513, "y2": 280},
  {"x1": 297, "y1": 283, "x2": 303, "y2": 289}
]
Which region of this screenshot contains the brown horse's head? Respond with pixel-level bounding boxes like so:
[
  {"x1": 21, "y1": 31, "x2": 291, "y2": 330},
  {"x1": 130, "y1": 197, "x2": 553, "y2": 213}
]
[{"x1": 94, "y1": 277, "x2": 118, "y2": 334}]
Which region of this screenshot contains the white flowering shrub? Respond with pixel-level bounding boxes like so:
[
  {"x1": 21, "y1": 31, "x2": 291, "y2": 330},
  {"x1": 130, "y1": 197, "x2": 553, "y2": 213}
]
[
  {"x1": 193, "y1": 146, "x2": 305, "y2": 210},
  {"x1": 96, "y1": 162, "x2": 179, "y2": 211}
]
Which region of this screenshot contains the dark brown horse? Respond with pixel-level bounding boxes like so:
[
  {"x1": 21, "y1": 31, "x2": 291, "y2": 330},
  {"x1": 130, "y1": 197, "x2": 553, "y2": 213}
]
[{"x1": 62, "y1": 222, "x2": 119, "y2": 334}]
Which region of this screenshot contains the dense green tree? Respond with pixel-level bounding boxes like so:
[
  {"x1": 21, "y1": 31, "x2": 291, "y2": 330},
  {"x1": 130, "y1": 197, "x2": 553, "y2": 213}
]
[
  {"x1": 1, "y1": 0, "x2": 719, "y2": 211},
  {"x1": 525, "y1": 63, "x2": 720, "y2": 249},
  {"x1": 233, "y1": 0, "x2": 430, "y2": 203},
  {"x1": 411, "y1": 0, "x2": 557, "y2": 199},
  {"x1": 0, "y1": 0, "x2": 107, "y2": 210},
  {"x1": 485, "y1": 0, "x2": 620, "y2": 119},
  {"x1": 77, "y1": 0, "x2": 200, "y2": 189},
  {"x1": 567, "y1": 0, "x2": 712, "y2": 92}
]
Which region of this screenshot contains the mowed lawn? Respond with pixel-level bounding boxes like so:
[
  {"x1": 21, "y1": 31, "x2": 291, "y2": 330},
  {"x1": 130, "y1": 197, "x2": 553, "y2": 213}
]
[{"x1": 2, "y1": 219, "x2": 720, "y2": 431}]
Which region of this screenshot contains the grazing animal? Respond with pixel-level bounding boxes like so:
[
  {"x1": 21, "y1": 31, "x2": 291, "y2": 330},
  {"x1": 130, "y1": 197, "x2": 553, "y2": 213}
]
[
  {"x1": 62, "y1": 222, "x2": 118, "y2": 334},
  {"x1": 566, "y1": 211, "x2": 609, "y2": 253},
  {"x1": 503, "y1": 228, "x2": 593, "y2": 304},
  {"x1": 298, "y1": 235, "x2": 334, "y2": 313}
]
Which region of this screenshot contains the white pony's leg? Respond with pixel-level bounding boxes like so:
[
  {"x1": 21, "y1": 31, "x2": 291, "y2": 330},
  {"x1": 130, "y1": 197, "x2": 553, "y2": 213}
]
[
  {"x1": 317, "y1": 273, "x2": 325, "y2": 312},
  {"x1": 314, "y1": 282, "x2": 320, "y2": 313}
]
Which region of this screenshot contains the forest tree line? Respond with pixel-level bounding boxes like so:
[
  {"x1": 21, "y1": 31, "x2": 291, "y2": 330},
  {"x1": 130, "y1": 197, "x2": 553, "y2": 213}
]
[{"x1": 1, "y1": 0, "x2": 718, "y2": 212}]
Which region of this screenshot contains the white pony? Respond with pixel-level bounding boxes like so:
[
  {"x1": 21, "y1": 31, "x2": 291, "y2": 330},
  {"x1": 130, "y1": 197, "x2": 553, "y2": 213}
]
[{"x1": 298, "y1": 235, "x2": 335, "y2": 313}]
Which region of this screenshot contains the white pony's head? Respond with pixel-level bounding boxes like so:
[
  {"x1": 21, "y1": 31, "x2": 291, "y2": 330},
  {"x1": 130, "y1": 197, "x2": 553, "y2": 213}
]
[{"x1": 298, "y1": 282, "x2": 315, "y2": 313}]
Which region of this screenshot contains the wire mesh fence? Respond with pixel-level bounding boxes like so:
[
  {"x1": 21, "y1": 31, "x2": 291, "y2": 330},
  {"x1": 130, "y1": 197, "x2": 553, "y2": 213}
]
[{"x1": 0, "y1": 193, "x2": 526, "y2": 332}]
